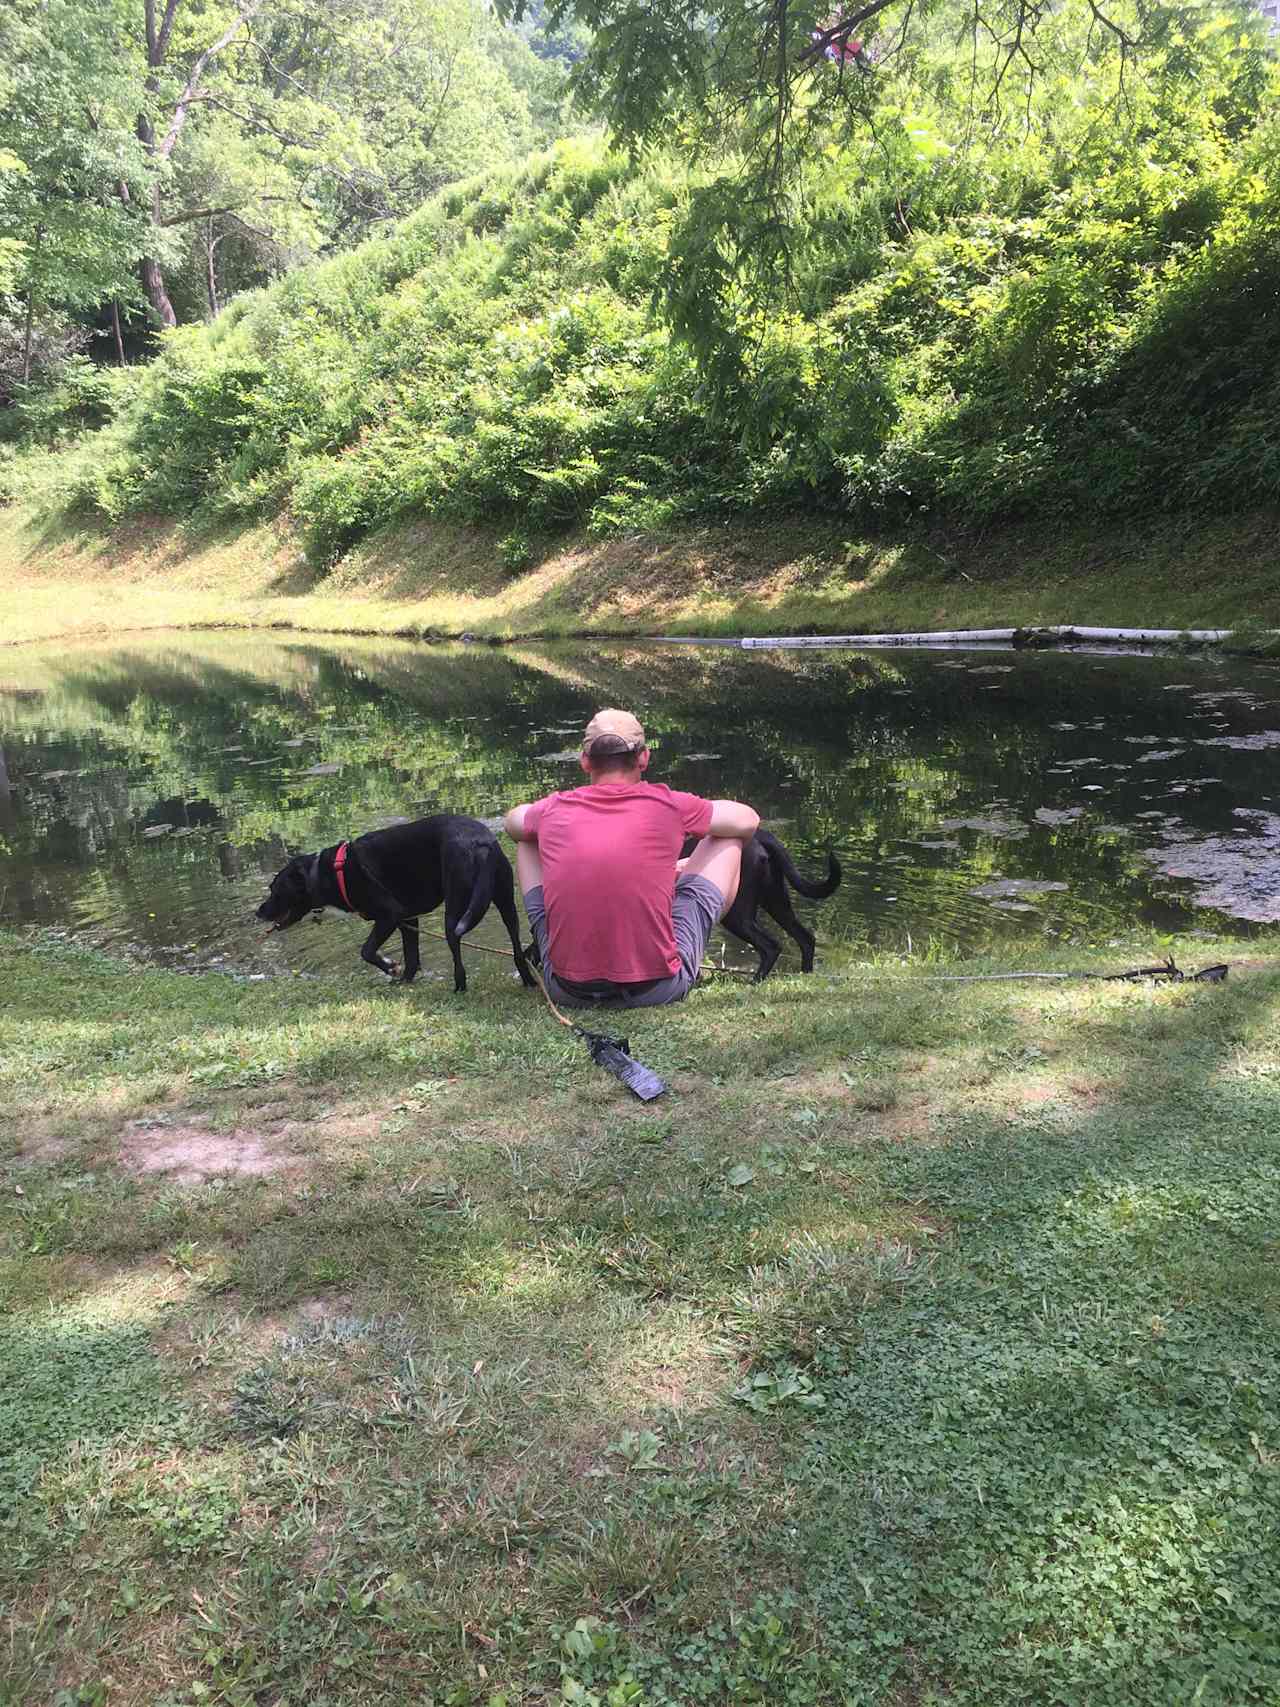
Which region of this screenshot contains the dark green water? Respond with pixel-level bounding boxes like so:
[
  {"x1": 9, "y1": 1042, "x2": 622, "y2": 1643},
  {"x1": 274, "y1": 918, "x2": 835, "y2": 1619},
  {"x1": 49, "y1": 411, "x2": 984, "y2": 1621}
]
[{"x1": 2, "y1": 633, "x2": 1278, "y2": 980}]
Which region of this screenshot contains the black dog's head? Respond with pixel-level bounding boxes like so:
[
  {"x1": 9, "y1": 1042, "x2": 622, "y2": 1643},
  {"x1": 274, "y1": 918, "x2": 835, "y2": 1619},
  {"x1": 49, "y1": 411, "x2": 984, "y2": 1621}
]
[{"x1": 256, "y1": 854, "x2": 321, "y2": 932}]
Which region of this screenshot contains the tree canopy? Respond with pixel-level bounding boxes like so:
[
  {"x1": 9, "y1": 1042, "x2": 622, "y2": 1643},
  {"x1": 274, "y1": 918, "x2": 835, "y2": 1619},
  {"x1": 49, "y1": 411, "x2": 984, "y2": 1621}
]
[
  {"x1": 0, "y1": 0, "x2": 569, "y2": 363},
  {"x1": 496, "y1": 0, "x2": 1275, "y2": 380}
]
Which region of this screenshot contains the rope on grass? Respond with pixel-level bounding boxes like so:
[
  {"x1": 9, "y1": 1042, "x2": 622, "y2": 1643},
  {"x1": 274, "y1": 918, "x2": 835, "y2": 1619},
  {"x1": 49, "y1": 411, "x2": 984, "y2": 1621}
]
[{"x1": 416, "y1": 928, "x2": 1233, "y2": 988}]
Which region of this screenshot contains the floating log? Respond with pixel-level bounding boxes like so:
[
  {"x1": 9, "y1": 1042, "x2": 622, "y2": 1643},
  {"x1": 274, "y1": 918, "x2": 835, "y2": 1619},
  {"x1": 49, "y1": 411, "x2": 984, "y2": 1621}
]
[
  {"x1": 740, "y1": 628, "x2": 1015, "y2": 649},
  {"x1": 1013, "y1": 624, "x2": 1237, "y2": 648},
  {"x1": 733, "y1": 624, "x2": 1254, "y2": 651}
]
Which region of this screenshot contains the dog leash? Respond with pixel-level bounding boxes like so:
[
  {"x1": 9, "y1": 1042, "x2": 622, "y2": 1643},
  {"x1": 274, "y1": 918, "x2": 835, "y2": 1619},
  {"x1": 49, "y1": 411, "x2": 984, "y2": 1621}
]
[
  {"x1": 407, "y1": 930, "x2": 1233, "y2": 988},
  {"x1": 392, "y1": 927, "x2": 667, "y2": 1099},
  {"x1": 270, "y1": 918, "x2": 1232, "y2": 991},
  {"x1": 525, "y1": 961, "x2": 669, "y2": 1101}
]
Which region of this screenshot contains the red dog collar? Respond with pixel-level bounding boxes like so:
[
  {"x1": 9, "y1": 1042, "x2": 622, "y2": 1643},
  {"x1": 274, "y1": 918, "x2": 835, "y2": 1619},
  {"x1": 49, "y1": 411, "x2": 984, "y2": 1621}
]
[{"x1": 333, "y1": 841, "x2": 357, "y2": 913}]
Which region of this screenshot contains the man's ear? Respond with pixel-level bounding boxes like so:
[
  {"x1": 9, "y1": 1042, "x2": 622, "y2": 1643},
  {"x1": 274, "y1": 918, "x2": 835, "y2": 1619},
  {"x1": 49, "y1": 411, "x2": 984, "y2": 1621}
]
[
  {"x1": 579, "y1": 752, "x2": 593, "y2": 777},
  {"x1": 637, "y1": 746, "x2": 650, "y2": 772}
]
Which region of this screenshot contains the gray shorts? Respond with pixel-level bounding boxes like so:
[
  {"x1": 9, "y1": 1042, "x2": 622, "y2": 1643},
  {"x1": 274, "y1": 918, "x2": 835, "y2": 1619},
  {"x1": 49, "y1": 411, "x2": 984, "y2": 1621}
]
[{"x1": 524, "y1": 874, "x2": 724, "y2": 1009}]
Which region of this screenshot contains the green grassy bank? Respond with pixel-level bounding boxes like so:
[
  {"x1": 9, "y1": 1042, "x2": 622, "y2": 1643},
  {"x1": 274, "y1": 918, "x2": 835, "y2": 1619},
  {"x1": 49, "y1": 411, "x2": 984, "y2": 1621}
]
[
  {"x1": 4, "y1": 503, "x2": 1280, "y2": 650},
  {"x1": 4, "y1": 925, "x2": 1280, "y2": 1705}
]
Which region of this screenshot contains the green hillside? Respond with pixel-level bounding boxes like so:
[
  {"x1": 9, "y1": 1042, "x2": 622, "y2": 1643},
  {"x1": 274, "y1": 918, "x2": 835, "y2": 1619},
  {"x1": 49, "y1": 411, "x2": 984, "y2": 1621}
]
[{"x1": 8, "y1": 12, "x2": 1279, "y2": 583}]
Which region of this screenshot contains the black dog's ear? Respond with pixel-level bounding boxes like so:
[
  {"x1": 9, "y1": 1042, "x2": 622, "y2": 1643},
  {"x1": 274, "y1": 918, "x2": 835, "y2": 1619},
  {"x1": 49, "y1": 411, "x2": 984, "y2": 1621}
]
[{"x1": 302, "y1": 853, "x2": 322, "y2": 902}]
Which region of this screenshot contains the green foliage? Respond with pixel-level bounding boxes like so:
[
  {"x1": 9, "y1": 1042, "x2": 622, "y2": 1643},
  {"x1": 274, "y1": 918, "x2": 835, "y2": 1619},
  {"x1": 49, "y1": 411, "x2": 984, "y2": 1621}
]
[
  {"x1": 0, "y1": 0, "x2": 151, "y2": 318},
  {"x1": 732, "y1": 1365, "x2": 827, "y2": 1413},
  {"x1": 0, "y1": 0, "x2": 572, "y2": 378},
  {"x1": 497, "y1": 527, "x2": 538, "y2": 570},
  {"x1": 5, "y1": 356, "x2": 133, "y2": 446},
  {"x1": 515, "y1": 0, "x2": 1278, "y2": 366}
]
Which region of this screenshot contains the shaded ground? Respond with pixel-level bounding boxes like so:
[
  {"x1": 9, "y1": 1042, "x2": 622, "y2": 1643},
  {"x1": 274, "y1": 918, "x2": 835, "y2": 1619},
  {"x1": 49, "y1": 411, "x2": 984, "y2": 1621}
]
[{"x1": 2, "y1": 926, "x2": 1279, "y2": 1705}]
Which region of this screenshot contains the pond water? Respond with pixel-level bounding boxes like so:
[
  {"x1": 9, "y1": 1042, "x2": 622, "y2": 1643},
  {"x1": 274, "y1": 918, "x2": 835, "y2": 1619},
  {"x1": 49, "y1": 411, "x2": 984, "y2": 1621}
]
[{"x1": 2, "y1": 632, "x2": 1279, "y2": 981}]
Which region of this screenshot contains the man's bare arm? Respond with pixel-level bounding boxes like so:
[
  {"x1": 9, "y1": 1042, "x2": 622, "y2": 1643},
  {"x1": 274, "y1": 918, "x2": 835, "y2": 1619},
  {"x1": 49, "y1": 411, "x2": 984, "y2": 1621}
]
[
  {"x1": 504, "y1": 804, "x2": 535, "y2": 842},
  {"x1": 706, "y1": 799, "x2": 760, "y2": 839}
]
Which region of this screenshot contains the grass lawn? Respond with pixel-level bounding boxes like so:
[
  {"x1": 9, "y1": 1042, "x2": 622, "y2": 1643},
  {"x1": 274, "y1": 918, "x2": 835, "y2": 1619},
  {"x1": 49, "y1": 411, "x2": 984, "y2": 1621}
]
[
  {"x1": 3, "y1": 926, "x2": 1279, "y2": 1705},
  {"x1": 4, "y1": 504, "x2": 1280, "y2": 649}
]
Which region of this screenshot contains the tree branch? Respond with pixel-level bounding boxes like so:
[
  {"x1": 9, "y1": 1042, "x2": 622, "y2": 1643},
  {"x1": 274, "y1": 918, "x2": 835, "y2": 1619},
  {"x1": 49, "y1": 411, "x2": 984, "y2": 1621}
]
[
  {"x1": 153, "y1": 0, "x2": 184, "y2": 66},
  {"x1": 155, "y1": 0, "x2": 266, "y2": 162},
  {"x1": 797, "y1": 0, "x2": 899, "y2": 67},
  {"x1": 225, "y1": 209, "x2": 288, "y2": 246},
  {"x1": 1086, "y1": 0, "x2": 1138, "y2": 52},
  {"x1": 239, "y1": 28, "x2": 315, "y2": 100},
  {"x1": 416, "y1": 46, "x2": 460, "y2": 159},
  {"x1": 158, "y1": 195, "x2": 291, "y2": 227},
  {"x1": 181, "y1": 89, "x2": 319, "y2": 150}
]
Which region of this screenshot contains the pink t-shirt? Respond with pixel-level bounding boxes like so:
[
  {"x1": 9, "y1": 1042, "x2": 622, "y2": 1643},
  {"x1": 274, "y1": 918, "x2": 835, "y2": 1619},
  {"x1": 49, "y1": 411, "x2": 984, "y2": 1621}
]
[{"x1": 524, "y1": 781, "x2": 714, "y2": 983}]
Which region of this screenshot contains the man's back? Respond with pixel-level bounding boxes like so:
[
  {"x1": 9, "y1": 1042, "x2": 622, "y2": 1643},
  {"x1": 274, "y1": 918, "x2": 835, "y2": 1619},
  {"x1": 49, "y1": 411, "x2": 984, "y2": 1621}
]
[{"x1": 525, "y1": 781, "x2": 712, "y2": 983}]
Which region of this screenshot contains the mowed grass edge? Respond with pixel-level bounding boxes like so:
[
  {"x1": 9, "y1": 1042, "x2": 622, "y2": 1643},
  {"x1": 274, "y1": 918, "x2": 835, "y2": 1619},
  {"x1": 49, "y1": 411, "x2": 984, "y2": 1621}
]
[
  {"x1": 2, "y1": 927, "x2": 1280, "y2": 1705},
  {"x1": 4, "y1": 505, "x2": 1280, "y2": 650}
]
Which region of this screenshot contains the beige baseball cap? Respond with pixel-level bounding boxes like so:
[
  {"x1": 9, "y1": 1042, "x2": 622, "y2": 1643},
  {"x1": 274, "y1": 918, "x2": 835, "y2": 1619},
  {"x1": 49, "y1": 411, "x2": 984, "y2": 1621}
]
[{"x1": 582, "y1": 707, "x2": 646, "y2": 758}]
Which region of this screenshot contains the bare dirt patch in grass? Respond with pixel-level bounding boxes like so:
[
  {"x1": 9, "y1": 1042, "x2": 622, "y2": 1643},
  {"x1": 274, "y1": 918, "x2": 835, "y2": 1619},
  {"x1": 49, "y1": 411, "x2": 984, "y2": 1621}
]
[
  {"x1": 11, "y1": 1131, "x2": 80, "y2": 1165},
  {"x1": 850, "y1": 1099, "x2": 943, "y2": 1145},
  {"x1": 120, "y1": 1119, "x2": 301, "y2": 1183},
  {"x1": 233, "y1": 1294, "x2": 359, "y2": 1354}
]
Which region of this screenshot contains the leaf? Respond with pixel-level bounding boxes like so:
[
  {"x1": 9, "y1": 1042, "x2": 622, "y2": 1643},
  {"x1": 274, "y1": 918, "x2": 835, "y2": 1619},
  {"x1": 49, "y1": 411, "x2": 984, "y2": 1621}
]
[{"x1": 726, "y1": 1163, "x2": 755, "y2": 1188}]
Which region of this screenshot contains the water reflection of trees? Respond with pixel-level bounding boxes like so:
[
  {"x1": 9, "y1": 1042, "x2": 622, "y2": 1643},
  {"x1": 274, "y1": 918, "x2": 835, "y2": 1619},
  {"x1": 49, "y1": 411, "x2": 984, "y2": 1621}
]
[{"x1": 1, "y1": 636, "x2": 1277, "y2": 952}]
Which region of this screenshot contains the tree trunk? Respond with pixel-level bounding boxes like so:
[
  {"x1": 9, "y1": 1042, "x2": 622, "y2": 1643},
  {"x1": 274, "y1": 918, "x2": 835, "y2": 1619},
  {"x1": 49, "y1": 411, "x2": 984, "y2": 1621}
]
[
  {"x1": 139, "y1": 253, "x2": 177, "y2": 328},
  {"x1": 111, "y1": 300, "x2": 127, "y2": 364},
  {"x1": 737, "y1": 625, "x2": 1250, "y2": 652},
  {"x1": 135, "y1": 105, "x2": 176, "y2": 329},
  {"x1": 131, "y1": 0, "x2": 261, "y2": 330},
  {"x1": 205, "y1": 218, "x2": 220, "y2": 318},
  {"x1": 21, "y1": 224, "x2": 41, "y2": 382},
  {"x1": 22, "y1": 290, "x2": 34, "y2": 383}
]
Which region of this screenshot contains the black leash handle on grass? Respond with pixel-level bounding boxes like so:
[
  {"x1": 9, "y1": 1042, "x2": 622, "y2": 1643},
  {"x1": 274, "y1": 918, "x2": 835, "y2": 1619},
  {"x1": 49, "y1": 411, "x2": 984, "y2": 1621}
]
[
  {"x1": 525, "y1": 960, "x2": 669, "y2": 1103},
  {"x1": 409, "y1": 926, "x2": 669, "y2": 1099}
]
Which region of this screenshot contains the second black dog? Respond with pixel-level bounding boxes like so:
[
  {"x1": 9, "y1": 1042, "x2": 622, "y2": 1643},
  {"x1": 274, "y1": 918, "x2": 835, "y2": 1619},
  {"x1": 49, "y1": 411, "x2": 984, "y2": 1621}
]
[
  {"x1": 686, "y1": 829, "x2": 842, "y2": 982},
  {"x1": 256, "y1": 814, "x2": 536, "y2": 993}
]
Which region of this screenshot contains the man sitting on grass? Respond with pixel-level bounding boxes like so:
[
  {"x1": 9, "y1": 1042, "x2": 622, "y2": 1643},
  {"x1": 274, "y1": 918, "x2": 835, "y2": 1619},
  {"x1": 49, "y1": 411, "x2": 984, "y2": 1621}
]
[{"x1": 504, "y1": 708, "x2": 759, "y2": 1009}]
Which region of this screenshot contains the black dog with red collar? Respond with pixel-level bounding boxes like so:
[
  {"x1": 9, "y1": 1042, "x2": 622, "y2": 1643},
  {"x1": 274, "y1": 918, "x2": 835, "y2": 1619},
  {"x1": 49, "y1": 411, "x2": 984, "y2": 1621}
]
[{"x1": 256, "y1": 814, "x2": 536, "y2": 993}]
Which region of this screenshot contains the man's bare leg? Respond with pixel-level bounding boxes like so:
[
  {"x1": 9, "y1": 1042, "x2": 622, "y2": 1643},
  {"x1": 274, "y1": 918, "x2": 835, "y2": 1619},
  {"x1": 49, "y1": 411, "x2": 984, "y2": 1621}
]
[
  {"x1": 516, "y1": 840, "x2": 544, "y2": 897},
  {"x1": 681, "y1": 835, "x2": 743, "y2": 915}
]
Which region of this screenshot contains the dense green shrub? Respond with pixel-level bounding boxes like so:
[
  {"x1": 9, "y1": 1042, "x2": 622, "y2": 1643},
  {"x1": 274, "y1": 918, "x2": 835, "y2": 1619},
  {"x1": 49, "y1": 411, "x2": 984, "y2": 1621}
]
[{"x1": 2, "y1": 353, "x2": 132, "y2": 447}]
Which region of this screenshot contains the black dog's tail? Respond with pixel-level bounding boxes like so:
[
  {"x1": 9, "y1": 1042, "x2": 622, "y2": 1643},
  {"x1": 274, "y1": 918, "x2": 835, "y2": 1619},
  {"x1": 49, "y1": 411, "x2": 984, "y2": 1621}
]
[
  {"x1": 759, "y1": 830, "x2": 842, "y2": 899},
  {"x1": 454, "y1": 843, "x2": 498, "y2": 937}
]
